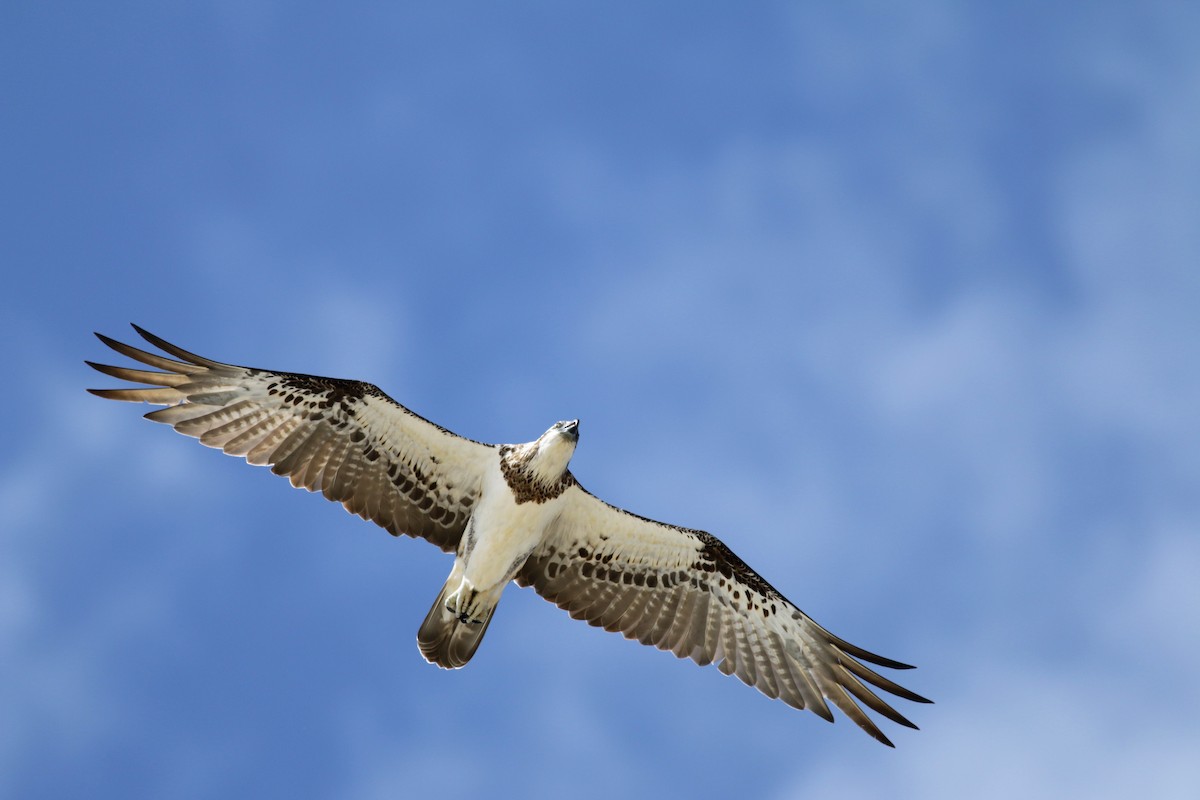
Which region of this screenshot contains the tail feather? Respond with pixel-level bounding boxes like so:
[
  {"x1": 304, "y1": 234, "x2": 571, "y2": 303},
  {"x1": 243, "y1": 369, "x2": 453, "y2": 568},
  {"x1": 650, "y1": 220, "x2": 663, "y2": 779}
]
[{"x1": 417, "y1": 579, "x2": 498, "y2": 669}]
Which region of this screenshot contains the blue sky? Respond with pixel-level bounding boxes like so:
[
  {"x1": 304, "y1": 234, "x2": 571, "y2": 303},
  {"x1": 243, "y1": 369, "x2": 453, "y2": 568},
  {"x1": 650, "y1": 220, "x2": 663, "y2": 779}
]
[{"x1": 4, "y1": 2, "x2": 1199, "y2": 797}]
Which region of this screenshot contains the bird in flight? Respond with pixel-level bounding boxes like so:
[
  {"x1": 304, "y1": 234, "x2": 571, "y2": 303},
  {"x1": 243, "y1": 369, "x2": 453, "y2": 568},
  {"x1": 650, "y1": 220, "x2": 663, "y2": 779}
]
[{"x1": 88, "y1": 325, "x2": 930, "y2": 746}]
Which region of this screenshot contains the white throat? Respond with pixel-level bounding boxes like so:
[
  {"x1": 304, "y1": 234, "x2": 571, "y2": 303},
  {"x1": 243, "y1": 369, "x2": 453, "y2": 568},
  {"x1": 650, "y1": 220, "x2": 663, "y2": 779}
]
[{"x1": 525, "y1": 430, "x2": 576, "y2": 486}]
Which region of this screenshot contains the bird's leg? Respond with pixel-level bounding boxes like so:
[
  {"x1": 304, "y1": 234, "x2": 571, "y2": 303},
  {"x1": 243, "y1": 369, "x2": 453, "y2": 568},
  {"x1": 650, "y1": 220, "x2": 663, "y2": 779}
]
[{"x1": 444, "y1": 577, "x2": 487, "y2": 625}]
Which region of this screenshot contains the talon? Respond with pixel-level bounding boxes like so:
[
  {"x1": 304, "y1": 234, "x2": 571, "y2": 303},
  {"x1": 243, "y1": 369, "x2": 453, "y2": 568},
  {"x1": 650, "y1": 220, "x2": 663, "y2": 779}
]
[{"x1": 445, "y1": 581, "x2": 484, "y2": 624}]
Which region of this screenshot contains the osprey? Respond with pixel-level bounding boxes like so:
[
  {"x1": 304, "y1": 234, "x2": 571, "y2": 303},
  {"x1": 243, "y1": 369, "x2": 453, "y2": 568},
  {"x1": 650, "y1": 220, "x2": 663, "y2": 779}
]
[{"x1": 88, "y1": 326, "x2": 930, "y2": 746}]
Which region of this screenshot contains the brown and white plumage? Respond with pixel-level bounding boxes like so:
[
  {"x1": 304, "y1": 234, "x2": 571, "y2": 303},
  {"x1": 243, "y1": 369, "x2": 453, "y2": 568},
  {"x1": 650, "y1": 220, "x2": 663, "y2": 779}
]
[
  {"x1": 518, "y1": 494, "x2": 929, "y2": 745},
  {"x1": 88, "y1": 325, "x2": 930, "y2": 746},
  {"x1": 88, "y1": 326, "x2": 491, "y2": 553}
]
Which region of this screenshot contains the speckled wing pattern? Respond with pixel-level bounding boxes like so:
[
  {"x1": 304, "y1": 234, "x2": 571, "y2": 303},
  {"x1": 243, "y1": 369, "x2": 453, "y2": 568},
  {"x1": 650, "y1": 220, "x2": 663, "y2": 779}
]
[
  {"x1": 87, "y1": 326, "x2": 493, "y2": 553},
  {"x1": 518, "y1": 484, "x2": 931, "y2": 746}
]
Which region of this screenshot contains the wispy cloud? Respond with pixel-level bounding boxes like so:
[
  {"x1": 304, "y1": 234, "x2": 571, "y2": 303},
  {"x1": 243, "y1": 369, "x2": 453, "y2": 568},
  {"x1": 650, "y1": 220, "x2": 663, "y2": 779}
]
[{"x1": 5, "y1": 2, "x2": 1200, "y2": 797}]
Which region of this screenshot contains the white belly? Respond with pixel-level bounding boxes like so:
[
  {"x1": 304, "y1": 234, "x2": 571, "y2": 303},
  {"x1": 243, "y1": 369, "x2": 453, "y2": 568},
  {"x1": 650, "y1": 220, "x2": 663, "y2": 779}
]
[{"x1": 460, "y1": 460, "x2": 562, "y2": 592}]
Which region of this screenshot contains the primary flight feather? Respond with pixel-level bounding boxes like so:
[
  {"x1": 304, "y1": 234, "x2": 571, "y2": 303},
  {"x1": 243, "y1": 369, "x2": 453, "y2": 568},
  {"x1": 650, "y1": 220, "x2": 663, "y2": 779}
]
[{"x1": 87, "y1": 325, "x2": 930, "y2": 746}]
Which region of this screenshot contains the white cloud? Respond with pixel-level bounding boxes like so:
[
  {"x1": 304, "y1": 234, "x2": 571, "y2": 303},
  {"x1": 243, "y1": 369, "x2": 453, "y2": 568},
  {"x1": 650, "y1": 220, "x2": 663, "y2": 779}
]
[
  {"x1": 8, "y1": 3, "x2": 1200, "y2": 797},
  {"x1": 0, "y1": 329, "x2": 257, "y2": 792}
]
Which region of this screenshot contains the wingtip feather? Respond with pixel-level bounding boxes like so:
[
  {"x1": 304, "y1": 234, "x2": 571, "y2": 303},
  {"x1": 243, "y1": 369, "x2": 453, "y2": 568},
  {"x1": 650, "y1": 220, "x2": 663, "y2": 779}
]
[
  {"x1": 86, "y1": 360, "x2": 191, "y2": 387},
  {"x1": 92, "y1": 330, "x2": 207, "y2": 374},
  {"x1": 131, "y1": 324, "x2": 223, "y2": 368},
  {"x1": 821, "y1": 626, "x2": 920, "y2": 671},
  {"x1": 87, "y1": 386, "x2": 184, "y2": 404}
]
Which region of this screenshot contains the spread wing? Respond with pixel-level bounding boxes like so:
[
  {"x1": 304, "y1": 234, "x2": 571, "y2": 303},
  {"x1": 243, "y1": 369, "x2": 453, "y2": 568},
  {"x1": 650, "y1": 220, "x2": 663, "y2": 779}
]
[
  {"x1": 517, "y1": 484, "x2": 931, "y2": 746},
  {"x1": 87, "y1": 325, "x2": 494, "y2": 552}
]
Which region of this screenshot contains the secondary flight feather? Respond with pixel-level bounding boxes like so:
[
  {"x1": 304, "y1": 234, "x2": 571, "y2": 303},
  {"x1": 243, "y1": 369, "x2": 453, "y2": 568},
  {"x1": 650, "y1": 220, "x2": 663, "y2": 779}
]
[{"x1": 87, "y1": 325, "x2": 930, "y2": 746}]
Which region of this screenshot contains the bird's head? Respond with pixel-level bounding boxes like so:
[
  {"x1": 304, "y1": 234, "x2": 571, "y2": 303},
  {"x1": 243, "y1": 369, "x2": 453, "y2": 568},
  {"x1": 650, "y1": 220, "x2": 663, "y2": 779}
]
[
  {"x1": 501, "y1": 420, "x2": 580, "y2": 497},
  {"x1": 547, "y1": 418, "x2": 580, "y2": 444}
]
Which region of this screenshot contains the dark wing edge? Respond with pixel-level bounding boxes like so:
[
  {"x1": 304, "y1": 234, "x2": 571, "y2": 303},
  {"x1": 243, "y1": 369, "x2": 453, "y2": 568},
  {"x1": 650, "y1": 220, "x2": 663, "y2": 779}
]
[
  {"x1": 87, "y1": 325, "x2": 495, "y2": 552},
  {"x1": 517, "y1": 485, "x2": 931, "y2": 747}
]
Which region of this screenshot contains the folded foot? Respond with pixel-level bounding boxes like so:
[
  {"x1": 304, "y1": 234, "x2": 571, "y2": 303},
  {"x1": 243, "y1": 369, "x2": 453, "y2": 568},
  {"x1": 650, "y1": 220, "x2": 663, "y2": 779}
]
[{"x1": 445, "y1": 582, "x2": 488, "y2": 625}]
